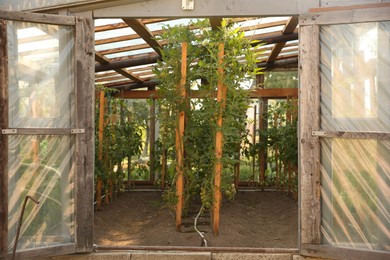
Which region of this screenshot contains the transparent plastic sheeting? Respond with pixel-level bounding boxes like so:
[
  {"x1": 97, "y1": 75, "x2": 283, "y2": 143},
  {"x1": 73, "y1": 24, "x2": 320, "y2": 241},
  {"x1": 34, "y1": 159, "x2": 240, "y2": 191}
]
[
  {"x1": 6, "y1": 21, "x2": 76, "y2": 251},
  {"x1": 7, "y1": 21, "x2": 75, "y2": 128},
  {"x1": 0, "y1": 0, "x2": 87, "y2": 11},
  {"x1": 7, "y1": 135, "x2": 75, "y2": 251},
  {"x1": 319, "y1": 22, "x2": 390, "y2": 251}
]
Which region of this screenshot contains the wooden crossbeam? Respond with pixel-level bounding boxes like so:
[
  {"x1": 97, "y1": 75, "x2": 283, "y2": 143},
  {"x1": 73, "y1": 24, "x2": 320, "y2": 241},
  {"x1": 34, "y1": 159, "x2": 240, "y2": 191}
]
[
  {"x1": 116, "y1": 88, "x2": 298, "y2": 100},
  {"x1": 95, "y1": 53, "x2": 142, "y2": 83},
  {"x1": 123, "y1": 18, "x2": 162, "y2": 56},
  {"x1": 266, "y1": 17, "x2": 298, "y2": 63}
]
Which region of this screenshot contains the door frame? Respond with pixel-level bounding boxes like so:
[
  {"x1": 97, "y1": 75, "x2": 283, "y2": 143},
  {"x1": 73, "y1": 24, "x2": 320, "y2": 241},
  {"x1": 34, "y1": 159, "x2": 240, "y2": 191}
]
[
  {"x1": 298, "y1": 5, "x2": 390, "y2": 260},
  {"x1": 0, "y1": 10, "x2": 94, "y2": 259}
]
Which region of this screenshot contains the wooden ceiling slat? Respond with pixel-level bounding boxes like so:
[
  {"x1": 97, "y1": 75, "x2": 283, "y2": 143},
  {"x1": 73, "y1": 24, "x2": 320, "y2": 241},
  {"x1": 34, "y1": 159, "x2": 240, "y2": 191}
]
[
  {"x1": 95, "y1": 33, "x2": 140, "y2": 45},
  {"x1": 123, "y1": 18, "x2": 163, "y2": 57},
  {"x1": 97, "y1": 39, "x2": 168, "y2": 56},
  {"x1": 95, "y1": 22, "x2": 127, "y2": 32}
]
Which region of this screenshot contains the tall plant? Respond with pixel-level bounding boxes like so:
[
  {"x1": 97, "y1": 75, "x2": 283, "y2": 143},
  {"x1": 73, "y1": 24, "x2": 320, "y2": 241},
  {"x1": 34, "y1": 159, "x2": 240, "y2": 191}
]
[{"x1": 154, "y1": 19, "x2": 262, "y2": 212}]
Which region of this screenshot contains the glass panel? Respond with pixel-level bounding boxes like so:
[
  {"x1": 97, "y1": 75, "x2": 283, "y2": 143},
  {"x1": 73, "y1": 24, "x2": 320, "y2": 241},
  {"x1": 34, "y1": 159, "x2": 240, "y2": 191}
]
[
  {"x1": 320, "y1": 22, "x2": 390, "y2": 132},
  {"x1": 7, "y1": 135, "x2": 75, "y2": 251},
  {"x1": 321, "y1": 138, "x2": 390, "y2": 251},
  {"x1": 7, "y1": 21, "x2": 75, "y2": 128}
]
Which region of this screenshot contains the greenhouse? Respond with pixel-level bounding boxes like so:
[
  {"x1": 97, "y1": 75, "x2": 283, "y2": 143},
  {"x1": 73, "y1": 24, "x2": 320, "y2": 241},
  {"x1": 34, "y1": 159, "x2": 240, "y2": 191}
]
[{"x1": 0, "y1": 1, "x2": 389, "y2": 260}]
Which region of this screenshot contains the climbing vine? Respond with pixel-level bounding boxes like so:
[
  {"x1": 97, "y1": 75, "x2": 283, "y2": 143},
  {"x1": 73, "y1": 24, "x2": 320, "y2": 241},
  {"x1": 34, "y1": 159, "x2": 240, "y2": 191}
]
[{"x1": 154, "y1": 19, "x2": 262, "y2": 213}]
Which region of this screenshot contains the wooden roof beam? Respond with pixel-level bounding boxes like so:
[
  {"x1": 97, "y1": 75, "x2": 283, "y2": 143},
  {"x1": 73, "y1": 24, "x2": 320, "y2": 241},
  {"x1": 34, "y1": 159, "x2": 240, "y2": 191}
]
[
  {"x1": 95, "y1": 53, "x2": 143, "y2": 83},
  {"x1": 123, "y1": 18, "x2": 162, "y2": 57},
  {"x1": 115, "y1": 88, "x2": 298, "y2": 99},
  {"x1": 266, "y1": 16, "x2": 298, "y2": 63}
]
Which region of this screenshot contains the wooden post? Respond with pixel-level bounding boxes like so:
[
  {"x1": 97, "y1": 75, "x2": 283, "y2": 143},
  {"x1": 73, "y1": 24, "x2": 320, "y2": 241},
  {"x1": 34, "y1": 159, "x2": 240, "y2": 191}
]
[
  {"x1": 75, "y1": 16, "x2": 95, "y2": 252},
  {"x1": 299, "y1": 24, "x2": 321, "y2": 245},
  {"x1": 161, "y1": 148, "x2": 167, "y2": 191},
  {"x1": 175, "y1": 42, "x2": 187, "y2": 231},
  {"x1": 259, "y1": 98, "x2": 268, "y2": 191},
  {"x1": 213, "y1": 43, "x2": 226, "y2": 235},
  {"x1": 149, "y1": 96, "x2": 156, "y2": 183},
  {"x1": 252, "y1": 105, "x2": 257, "y2": 184},
  {"x1": 96, "y1": 90, "x2": 105, "y2": 210},
  {"x1": 0, "y1": 19, "x2": 8, "y2": 257}
]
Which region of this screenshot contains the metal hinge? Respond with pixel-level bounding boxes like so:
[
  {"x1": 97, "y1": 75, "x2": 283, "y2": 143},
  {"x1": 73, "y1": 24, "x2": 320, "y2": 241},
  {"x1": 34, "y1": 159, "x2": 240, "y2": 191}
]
[
  {"x1": 71, "y1": 129, "x2": 85, "y2": 134},
  {"x1": 1, "y1": 129, "x2": 17, "y2": 134},
  {"x1": 312, "y1": 130, "x2": 327, "y2": 137}
]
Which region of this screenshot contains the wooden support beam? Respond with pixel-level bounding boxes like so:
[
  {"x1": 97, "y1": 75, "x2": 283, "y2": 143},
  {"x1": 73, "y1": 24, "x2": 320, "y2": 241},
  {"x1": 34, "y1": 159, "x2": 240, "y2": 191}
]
[
  {"x1": 95, "y1": 53, "x2": 160, "y2": 72},
  {"x1": 210, "y1": 17, "x2": 223, "y2": 31},
  {"x1": 175, "y1": 42, "x2": 187, "y2": 232},
  {"x1": 95, "y1": 53, "x2": 143, "y2": 83},
  {"x1": 267, "y1": 17, "x2": 298, "y2": 63},
  {"x1": 299, "y1": 24, "x2": 321, "y2": 245},
  {"x1": 213, "y1": 43, "x2": 226, "y2": 236},
  {"x1": 116, "y1": 87, "x2": 298, "y2": 99},
  {"x1": 123, "y1": 18, "x2": 162, "y2": 57}
]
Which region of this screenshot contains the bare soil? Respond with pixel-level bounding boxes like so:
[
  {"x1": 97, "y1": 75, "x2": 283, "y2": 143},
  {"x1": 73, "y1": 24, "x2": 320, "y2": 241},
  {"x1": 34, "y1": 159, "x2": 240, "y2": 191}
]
[{"x1": 94, "y1": 190, "x2": 298, "y2": 248}]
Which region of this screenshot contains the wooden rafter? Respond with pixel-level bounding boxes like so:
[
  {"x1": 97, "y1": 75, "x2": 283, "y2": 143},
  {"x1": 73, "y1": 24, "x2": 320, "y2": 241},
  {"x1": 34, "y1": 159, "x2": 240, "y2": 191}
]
[
  {"x1": 266, "y1": 16, "x2": 298, "y2": 63},
  {"x1": 123, "y1": 18, "x2": 162, "y2": 56},
  {"x1": 95, "y1": 53, "x2": 142, "y2": 83}
]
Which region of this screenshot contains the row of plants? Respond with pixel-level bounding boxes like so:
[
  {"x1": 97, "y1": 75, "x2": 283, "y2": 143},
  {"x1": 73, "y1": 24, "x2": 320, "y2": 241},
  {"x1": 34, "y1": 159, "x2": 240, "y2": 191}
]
[{"x1": 242, "y1": 100, "x2": 298, "y2": 196}]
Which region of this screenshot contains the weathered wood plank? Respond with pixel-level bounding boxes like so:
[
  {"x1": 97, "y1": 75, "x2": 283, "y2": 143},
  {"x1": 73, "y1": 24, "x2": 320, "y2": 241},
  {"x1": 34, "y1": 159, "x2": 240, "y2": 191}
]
[
  {"x1": 298, "y1": 25, "x2": 321, "y2": 245},
  {"x1": 0, "y1": 19, "x2": 8, "y2": 259},
  {"x1": 0, "y1": 10, "x2": 75, "y2": 25},
  {"x1": 213, "y1": 43, "x2": 226, "y2": 236},
  {"x1": 175, "y1": 42, "x2": 187, "y2": 231},
  {"x1": 301, "y1": 244, "x2": 390, "y2": 260},
  {"x1": 9, "y1": 243, "x2": 76, "y2": 260},
  {"x1": 300, "y1": 6, "x2": 390, "y2": 26},
  {"x1": 75, "y1": 16, "x2": 95, "y2": 253}
]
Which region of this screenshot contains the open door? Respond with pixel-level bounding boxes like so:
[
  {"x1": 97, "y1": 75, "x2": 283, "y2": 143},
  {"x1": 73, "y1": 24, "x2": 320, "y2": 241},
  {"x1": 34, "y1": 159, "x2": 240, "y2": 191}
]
[
  {"x1": 299, "y1": 4, "x2": 390, "y2": 260},
  {"x1": 0, "y1": 10, "x2": 94, "y2": 259}
]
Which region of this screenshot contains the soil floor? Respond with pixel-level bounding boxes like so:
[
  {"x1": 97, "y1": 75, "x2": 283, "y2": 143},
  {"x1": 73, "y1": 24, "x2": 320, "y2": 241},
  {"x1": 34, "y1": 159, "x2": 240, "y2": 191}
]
[{"x1": 94, "y1": 190, "x2": 298, "y2": 248}]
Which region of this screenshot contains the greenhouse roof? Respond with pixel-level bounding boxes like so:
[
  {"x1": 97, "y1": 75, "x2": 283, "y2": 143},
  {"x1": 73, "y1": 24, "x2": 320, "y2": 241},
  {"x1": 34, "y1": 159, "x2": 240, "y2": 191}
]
[{"x1": 94, "y1": 17, "x2": 299, "y2": 90}]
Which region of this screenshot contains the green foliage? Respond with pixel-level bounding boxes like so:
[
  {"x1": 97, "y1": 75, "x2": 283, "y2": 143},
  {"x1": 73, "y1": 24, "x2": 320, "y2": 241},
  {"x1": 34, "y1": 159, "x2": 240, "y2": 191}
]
[
  {"x1": 95, "y1": 87, "x2": 144, "y2": 196},
  {"x1": 154, "y1": 19, "x2": 262, "y2": 211},
  {"x1": 264, "y1": 71, "x2": 298, "y2": 89}
]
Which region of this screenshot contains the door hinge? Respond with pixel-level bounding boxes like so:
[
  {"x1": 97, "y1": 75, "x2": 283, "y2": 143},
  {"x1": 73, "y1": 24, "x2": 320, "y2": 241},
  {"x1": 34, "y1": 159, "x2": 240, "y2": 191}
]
[
  {"x1": 71, "y1": 129, "x2": 85, "y2": 134},
  {"x1": 1, "y1": 129, "x2": 17, "y2": 134}
]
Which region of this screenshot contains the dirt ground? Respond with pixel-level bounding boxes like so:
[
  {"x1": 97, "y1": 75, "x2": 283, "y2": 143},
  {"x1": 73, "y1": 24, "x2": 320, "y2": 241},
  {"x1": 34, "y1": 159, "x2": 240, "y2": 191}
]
[{"x1": 94, "y1": 190, "x2": 298, "y2": 248}]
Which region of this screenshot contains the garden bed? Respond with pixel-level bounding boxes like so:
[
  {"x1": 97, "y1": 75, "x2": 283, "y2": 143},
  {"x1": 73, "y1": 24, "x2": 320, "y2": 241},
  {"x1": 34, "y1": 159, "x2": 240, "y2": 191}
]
[{"x1": 94, "y1": 190, "x2": 298, "y2": 248}]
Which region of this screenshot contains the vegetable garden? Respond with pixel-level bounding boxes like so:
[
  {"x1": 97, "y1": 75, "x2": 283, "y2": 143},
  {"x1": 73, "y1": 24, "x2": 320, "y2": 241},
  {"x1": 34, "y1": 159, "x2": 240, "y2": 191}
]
[{"x1": 94, "y1": 20, "x2": 298, "y2": 239}]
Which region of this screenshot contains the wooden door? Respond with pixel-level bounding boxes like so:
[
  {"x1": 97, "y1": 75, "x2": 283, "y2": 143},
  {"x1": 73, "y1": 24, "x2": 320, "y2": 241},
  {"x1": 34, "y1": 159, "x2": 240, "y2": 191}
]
[
  {"x1": 0, "y1": 10, "x2": 94, "y2": 259},
  {"x1": 299, "y1": 4, "x2": 390, "y2": 260}
]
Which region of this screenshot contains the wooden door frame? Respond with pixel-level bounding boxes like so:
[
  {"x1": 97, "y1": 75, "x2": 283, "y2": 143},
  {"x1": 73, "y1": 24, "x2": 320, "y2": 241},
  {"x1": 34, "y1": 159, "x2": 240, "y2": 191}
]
[
  {"x1": 0, "y1": 10, "x2": 94, "y2": 259},
  {"x1": 298, "y1": 4, "x2": 390, "y2": 260}
]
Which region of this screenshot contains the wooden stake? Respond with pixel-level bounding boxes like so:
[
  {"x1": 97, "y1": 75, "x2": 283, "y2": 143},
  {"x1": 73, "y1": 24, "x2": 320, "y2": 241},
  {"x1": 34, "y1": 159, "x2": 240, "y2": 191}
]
[
  {"x1": 175, "y1": 42, "x2": 187, "y2": 231},
  {"x1": 259, "y1": 98, "x2": 268, "y2": 191},
  {"x1": 213, "y1": 43, "x2": 226, "y2": 236},
  {"x1": 252, "y1": 105, "x2": 257, "y2": 184}
]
